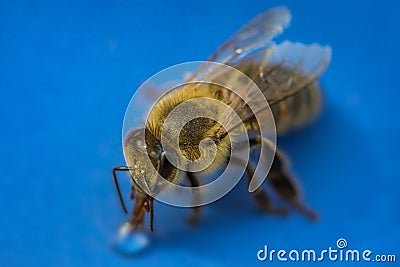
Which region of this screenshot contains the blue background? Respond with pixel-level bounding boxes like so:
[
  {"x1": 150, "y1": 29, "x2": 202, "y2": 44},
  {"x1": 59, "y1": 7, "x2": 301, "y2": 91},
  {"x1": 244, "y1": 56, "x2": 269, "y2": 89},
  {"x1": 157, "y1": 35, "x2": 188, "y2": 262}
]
[{"x1": 1, "y1": 0, "x2": 399, "y2": 266}]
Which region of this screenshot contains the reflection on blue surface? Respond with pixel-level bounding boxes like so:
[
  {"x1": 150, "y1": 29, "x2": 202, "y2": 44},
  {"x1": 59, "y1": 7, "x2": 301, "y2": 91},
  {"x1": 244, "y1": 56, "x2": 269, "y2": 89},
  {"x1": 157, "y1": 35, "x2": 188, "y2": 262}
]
[{"x1": 0, "y1": 0, "x2": 399, "y2": 266}]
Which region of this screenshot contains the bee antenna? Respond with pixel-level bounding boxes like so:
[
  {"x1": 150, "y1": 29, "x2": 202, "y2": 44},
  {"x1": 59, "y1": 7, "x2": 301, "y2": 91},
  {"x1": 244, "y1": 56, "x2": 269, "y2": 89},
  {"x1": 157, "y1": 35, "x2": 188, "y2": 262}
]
[{"x1": 112, "y1": 166, "x2": 130, "y2": 214}]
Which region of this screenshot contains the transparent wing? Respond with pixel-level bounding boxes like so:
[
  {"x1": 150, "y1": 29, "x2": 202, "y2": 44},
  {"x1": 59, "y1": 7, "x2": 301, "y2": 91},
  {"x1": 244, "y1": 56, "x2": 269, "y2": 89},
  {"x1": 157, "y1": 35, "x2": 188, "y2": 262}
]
[
  {"x1": 233, "y1": 41, "x2": 332, "y2": 106},
  {"x1": 209, "y1": 6, "x2": 291, "y2": 64},
  {"x1": 206, "y1": 41, "x2": 332, "y2": 138},
  {"x1": 189, "y1": 6, "x2": 291, "y2": 81}
]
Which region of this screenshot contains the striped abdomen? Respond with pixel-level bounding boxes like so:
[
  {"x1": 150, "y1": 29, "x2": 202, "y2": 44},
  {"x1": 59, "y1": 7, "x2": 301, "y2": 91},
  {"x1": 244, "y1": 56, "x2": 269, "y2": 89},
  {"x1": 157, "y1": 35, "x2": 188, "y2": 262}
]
[
  {"x1": 268, "y1": 82, "x2": 322, "y2": 134},
  {"x1": 238, "y1": 63, "x2": 323, "y2": 134}
]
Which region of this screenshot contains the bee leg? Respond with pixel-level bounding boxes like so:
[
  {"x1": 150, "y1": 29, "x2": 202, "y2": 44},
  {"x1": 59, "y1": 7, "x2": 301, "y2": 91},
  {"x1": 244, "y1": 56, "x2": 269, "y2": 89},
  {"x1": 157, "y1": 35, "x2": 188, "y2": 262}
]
[
  {"x1": 128, "y1": 193, "x2": 151, "y2": 230},
  {"x1": 268, "y1": 150, "x2": 318, "y2": 221},
  {"x1": 248, "y1": 136, "x2": 318, "y2": 220},
  {"x1": 245, "y1": 160, "x2": 289, "y2": 216},
  {"x1": 186, "y1": 172, "x2": 201, "y2": 227},
  {"x1": 143, "y1": 197, "x2": 154, "y2": 232}
]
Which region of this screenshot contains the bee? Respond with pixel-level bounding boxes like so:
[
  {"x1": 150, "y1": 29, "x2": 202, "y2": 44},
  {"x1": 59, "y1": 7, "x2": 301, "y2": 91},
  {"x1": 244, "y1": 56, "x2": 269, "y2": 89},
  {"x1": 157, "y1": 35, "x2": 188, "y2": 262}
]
[{"x1": 112, "y1": 7, "x2": 331, "y2": 232}]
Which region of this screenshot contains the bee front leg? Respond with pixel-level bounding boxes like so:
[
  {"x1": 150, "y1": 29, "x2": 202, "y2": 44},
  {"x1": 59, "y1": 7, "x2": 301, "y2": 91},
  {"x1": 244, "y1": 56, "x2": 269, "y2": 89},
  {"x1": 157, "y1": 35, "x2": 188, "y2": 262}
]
[
  {"x1": 128, "y1": 193, "x2": 151, "y2": 230},
  {"x1": 186, "y1": 172, "x2": 201, "y2": 227}
]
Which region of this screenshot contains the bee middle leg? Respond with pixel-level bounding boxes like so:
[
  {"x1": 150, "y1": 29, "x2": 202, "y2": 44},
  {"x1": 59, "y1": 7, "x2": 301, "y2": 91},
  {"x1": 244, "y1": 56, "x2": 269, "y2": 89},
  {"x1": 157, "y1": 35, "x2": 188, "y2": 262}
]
[{"x1": 186, "y1": 172, "x2": 202, "y2": 227}]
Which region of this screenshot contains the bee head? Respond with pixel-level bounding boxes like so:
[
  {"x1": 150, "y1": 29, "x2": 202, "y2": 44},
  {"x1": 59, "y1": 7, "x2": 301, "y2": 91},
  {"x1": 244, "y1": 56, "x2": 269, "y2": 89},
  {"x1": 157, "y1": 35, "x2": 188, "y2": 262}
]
[{"x1": 123, "y1": 128, "x2": 177, "y2": 195}]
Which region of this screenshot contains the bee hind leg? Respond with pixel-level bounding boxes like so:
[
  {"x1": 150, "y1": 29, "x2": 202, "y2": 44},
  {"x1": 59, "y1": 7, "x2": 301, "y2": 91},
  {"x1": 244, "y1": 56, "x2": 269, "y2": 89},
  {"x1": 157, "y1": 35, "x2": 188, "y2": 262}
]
[
  {"x1": 186, "y1": 172, "x2": 202, "y2": 227},
  {"x1": 268, "y1": 151, "x2": 318, "y2": 221},
  {"x1": 245, "y1": 160, "x2": 289, "y2": 216},
  {"x1": 249, "y1": 136, "x2": 318, "y2": 220}
]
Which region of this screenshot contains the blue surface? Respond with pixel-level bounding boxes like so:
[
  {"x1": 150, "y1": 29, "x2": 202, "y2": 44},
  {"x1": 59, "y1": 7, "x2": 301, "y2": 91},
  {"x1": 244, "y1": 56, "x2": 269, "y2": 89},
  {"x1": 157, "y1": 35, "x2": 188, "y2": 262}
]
[{"x1": 1, "y1": 0, "x2": 399, "y2": 266}]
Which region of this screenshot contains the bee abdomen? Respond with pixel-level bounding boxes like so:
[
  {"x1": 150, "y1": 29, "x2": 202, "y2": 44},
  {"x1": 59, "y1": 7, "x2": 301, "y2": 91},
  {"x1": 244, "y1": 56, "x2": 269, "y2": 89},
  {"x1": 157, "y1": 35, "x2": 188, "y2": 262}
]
[{"x1": 270, "y1": 82, "x2": 322, "y2": 134}]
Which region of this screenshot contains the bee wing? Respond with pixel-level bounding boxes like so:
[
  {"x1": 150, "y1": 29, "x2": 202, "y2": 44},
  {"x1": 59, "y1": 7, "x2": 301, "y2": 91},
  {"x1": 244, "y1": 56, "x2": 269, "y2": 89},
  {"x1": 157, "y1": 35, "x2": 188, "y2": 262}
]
[
  {"x1": 208, "y1": 41, "x2": 332, "y2": 139},
  {"x1": 234, "y1": 41, "x2": 332, "y2": 106},
  {"x1": 189, "y1": 7, "x2": 291, "y2": 81},
  {"x1": 209, "y1": 6, "x2": 291, "y2": 64}
]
